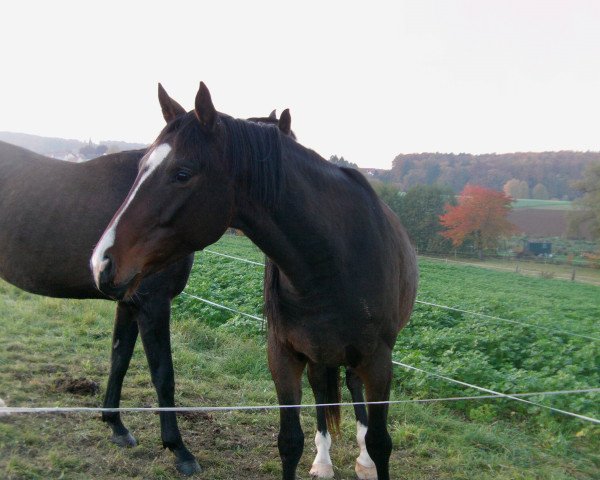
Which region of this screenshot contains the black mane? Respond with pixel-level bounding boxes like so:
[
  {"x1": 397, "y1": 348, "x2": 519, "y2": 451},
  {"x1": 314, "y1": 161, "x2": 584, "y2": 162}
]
[
  {"x1": 222, "y1": 116, "x2": 283, "y2": 211},
  {"x1": 166, "y1": 113, "x2": 284, "y2": 211}
]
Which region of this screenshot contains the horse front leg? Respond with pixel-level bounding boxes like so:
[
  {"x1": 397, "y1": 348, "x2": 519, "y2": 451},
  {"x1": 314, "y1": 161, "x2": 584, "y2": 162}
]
[
  {"x1": 102, "y1": 301, "x2": 139, "y2": 447},
  {"x1": 268, "y1": 336, "x2": 306, "y2": 480},
  {"x1": 137, "y1": 298, "x2": 200, "y2": 476},
  {"x1": 345, "y1": 367, "x2": 377, "y2": 480}
]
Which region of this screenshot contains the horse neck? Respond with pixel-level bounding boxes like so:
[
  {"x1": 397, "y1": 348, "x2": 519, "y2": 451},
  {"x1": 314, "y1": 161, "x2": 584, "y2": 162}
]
[{"x1": 232, "y1": 144, "x2": 339, "y2": 293}]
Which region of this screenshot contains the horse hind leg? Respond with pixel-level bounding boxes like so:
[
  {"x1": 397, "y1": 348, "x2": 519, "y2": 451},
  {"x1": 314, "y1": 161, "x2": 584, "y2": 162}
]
[
  {"x1": 345, "y1": 367, "x2": 377, "y2": 480},
  {"x1": 307, "y1": 363, "x2": 340, "y2": 479},
  {"x1": 102, "y1": 302, "x2": 139, "y2": 448},
  {"x1": 355, "y1": 346, "x2": 394, "y2": 480}
]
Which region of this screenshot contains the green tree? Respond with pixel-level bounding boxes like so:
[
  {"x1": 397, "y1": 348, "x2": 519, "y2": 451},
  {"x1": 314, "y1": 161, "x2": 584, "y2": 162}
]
[
  {"x1": 329, "y1": 155, "x2": 359, "y2": 169},
  {"x1": 373, "y1": 184, "x2": 455, "y2": 253},
  {"x1": 397, "y1": 185, "x2": 456, "y2": 253},
  {"x1": 569, "y1": 162, "x2": 600, "y2": 240},
  {"x1": 370, "y1": 181, "x2": 403, "y2": 213},
  {"x1": 503, "y1": 178, "x2": 529, "y2": 199},
  {"x1": 532, "y1": 183, "x2": 549, "y2": 200}
]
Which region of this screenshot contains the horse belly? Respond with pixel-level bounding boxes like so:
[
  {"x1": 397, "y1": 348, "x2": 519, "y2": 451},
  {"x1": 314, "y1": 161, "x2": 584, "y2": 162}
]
[
  {"x1": 0, "y1": 260, "x2": 104, "y2": 299},
  {"x1": 282, "y1": 316, "x2": 384, "y2": 367},
  {"x1": 0, "y1": 228, "x2": 103, "y2": 299}
]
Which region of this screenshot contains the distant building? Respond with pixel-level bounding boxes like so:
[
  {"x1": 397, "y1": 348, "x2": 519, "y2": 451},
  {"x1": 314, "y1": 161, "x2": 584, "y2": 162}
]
[{"x1": 524, "y1": 241, "x2": 552, "y2": 256}]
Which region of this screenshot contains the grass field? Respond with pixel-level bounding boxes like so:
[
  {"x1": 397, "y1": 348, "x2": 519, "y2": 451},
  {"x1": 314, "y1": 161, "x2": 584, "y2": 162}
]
[
  {"x1": 1, "y1": 234, "x2": 599, "y2": 479},
  {"x1": 420, "y1": 254, "x2": 600, "y2": 286},
  {"x1": 512, "y1": 199, "x2": 573, "y2": 210}
]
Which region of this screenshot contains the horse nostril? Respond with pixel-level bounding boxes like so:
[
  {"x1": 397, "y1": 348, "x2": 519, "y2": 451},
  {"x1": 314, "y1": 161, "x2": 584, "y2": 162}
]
[
  {"x1": 99, "y1": 253, "x2": 115, "y2": 286},
  {"x1": 96, "y1": 253, "x2": 128, "y2": 301}
]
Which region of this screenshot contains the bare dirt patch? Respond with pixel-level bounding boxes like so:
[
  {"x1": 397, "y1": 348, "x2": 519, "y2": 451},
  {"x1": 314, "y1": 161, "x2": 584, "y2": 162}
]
[{"x1": 53, "y1": 376, "x2": 100, "y2": 396}]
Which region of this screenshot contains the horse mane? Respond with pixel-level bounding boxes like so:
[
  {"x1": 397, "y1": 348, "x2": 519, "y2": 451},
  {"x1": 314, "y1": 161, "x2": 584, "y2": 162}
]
[
  {"x1": 164, "y1": 113, "x2": 284, "y2": 211},
  {"x1": 221, "y1": 116, "x2": 284, "y2": 211}
]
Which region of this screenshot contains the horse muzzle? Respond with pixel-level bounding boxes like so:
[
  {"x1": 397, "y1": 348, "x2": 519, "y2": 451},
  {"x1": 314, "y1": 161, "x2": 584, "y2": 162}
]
[{"x1": 95, "y1": 253, "x2": 133, "y2": 300}]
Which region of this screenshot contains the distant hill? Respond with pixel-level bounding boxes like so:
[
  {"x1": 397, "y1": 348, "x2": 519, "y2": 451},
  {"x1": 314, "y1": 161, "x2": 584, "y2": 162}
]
[
  {"x1": 371, "y1": 151, "x2": 600, "y2": 200},
  {"x1": 0, "y1": 131, "x2": 147, "y2": 160}
]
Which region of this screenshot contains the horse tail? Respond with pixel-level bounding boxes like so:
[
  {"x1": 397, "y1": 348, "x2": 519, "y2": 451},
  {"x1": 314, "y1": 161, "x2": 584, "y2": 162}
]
[{"x1": 325, "y1": 366, "x2": 341, "y2": 436}]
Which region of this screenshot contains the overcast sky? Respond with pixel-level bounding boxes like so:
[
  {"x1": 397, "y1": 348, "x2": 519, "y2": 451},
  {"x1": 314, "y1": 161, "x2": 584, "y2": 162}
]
[{"x1": 1, "y1": 1, "x2": 599, "y2": 168}]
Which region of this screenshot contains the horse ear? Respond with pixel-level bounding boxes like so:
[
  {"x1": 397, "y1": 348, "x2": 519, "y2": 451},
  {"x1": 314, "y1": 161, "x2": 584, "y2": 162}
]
[
  {"x1": 157, "y1": 83, "x2": 186, "y2": 123},
  {"x1": 279, "y1": 108, "x2": 292, "y2": 135},
  {"x1": 194, "y1": 82, "x2": 217, "y2": 132},
  {"x1": 268, "y1": 109, "x2": 277, "y2": 120}
]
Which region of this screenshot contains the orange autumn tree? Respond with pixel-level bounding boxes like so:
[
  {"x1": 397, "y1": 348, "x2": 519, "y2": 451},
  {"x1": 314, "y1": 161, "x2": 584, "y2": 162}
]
[{"x1": 439, "y1": 184, "x2": 518, "y2": 258}]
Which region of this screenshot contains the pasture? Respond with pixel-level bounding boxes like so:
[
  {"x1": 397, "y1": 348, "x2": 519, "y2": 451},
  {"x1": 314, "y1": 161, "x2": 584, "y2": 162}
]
[{"x1": 1, "y1": 234, "x2": 599, "y2": 479}]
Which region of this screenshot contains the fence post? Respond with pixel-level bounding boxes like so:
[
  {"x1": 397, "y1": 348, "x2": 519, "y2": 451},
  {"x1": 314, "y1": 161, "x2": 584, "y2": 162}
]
[{"x1": 571, "y1": 268, "x2": 576, "y2": 282}]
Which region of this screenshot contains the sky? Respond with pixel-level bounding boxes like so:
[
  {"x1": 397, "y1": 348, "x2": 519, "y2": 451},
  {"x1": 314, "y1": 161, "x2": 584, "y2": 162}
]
[{"x1": 1, "y1": 0, "x2": 599, "y2": 169}]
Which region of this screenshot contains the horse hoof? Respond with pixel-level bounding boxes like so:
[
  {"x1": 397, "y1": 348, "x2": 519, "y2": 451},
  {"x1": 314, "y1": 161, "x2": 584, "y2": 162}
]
[
  {"x1": 111, "y1": 432, "x2": 137, "y2": 448},
  {"x1": 310, "y1": 462, "x2": 334, "y2": 478},
  {"x1": 355, "y1": 460, "x2": 378, "y2": 480},
  {"x1": 176, "y1": 459, "x2": 202, "y2": 476}
]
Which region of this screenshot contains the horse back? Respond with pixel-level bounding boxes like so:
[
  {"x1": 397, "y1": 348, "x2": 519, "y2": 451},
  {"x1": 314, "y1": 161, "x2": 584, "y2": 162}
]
[{"x1": 0, "y1": 143, "x2": 142, "y2": 297}]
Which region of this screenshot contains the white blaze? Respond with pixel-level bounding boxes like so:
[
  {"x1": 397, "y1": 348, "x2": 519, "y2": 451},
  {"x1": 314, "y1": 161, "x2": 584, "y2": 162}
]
[{"x1": 90, "y1": 143, "x2": 172, "y2": 287}]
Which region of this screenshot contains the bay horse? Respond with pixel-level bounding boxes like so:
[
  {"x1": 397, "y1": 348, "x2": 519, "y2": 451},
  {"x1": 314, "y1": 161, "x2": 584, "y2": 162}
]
[
  {"x1": 91, "y1": 83, "x2": 418, "y2": 480},
  {"x1": 0, "y1": 93, "x2": 291, "y2": 475}
]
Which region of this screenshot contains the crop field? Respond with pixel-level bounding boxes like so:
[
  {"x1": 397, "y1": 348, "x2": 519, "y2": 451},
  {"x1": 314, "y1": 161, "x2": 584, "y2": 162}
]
[
  {"x1": 508, "y1": 209, "x2": 572, "y2": 238},
  {"x1": 1, "y1": 234, "x2": 599, "y2": 479},
  {"x1": 507, "y1": 199, "x2": 578, "y2": 238}
]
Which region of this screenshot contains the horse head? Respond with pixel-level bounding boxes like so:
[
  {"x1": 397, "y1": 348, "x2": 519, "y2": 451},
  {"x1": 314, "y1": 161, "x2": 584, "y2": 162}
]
[{"x1": 91, "y1": 83, "x2": 289, "y2": 299}]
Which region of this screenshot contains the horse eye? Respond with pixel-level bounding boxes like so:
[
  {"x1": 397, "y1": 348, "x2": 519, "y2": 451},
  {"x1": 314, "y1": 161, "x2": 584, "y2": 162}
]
[{"x1": 174, "y1": 170, "x2": 192, "y2": 183}]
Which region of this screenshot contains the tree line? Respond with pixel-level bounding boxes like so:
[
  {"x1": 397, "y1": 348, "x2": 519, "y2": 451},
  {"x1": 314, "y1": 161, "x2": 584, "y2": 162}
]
[
  {"x1": 332, "y1": 156, "x2": 600, "y2": 255},
  {"x1": 371, "y1": 151, "x2": 600, "y2": 200},
  {"x1": 570, "y1": 162, "x2": 600, "y2": 240}
]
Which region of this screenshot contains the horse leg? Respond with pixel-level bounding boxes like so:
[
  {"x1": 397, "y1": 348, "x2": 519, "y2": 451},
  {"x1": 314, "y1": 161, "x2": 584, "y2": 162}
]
[
  {"x1": 345, "y1": 367, "x2": 377, "y2": 480},
  {"x1": 268, "y1": 337, "x2": 306, "y2": 480},
  {"x1": 307, "y1": 362, "x2": 334, "y2": 479},
  {"x1": 356, "y1": 346, "x2": 394, "y2": 480},
  {"x1": 137, "y1": 298, "x2": 200, "y2": 476},
  {"x1": 102, "y1": 301, "x2": 139, "y2": 447}
]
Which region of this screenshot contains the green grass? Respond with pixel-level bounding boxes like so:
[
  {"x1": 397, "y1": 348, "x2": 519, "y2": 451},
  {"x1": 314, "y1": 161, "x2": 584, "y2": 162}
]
[
  {"x1": 512, "y1": 199, "x2": 573, "y2": 210},
  {"x1": 1, "y1": 234, "x2": 599, "y2": 479}
]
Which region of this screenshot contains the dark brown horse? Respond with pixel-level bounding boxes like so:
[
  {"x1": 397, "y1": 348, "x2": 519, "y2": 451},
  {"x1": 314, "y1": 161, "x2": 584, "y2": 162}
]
[
  {"x1": 0, "y1": 140, "x2": 201, "y2": 474},
  {"x1": 0, "y1": 100, "x2": 302, "y2": 476},
  {"x1": 92, "y1": 83, "x2": 418, "y2": 480}
]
